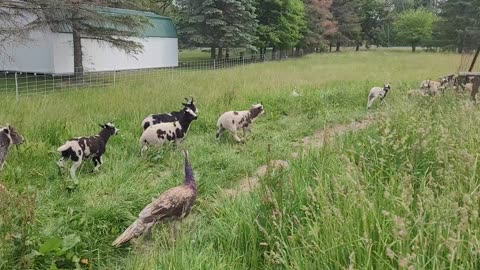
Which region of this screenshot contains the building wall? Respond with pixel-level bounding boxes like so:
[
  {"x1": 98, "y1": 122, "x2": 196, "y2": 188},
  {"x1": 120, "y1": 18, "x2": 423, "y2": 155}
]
[
  {"x1": 0, "y1": 30, "x2": 55, "y2": 74},
  {"x1": 1, "y1": 31, "x2": 178, "y2": 74},
  {"x1": 53, "y1": 34, "x2": 179, "y2": 74}
]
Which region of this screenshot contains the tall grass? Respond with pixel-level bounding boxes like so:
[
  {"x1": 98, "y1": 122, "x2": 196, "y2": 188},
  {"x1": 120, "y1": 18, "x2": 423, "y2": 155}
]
[{"x1": 0, "y1": 51, "x2": 468, "y2": 269}]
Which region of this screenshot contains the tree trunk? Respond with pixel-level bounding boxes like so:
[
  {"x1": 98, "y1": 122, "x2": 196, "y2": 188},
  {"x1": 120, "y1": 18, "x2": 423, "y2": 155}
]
[
  {"x1": 218, "y1": 47, "x2": 223, "y2": 60},
  {"x1": 225, "y1": 48, "x2": 230, "y2": 60},
  {"x1": 295, "y1": 47, "x2": 299, "y2": 56},
  {"x1": 272, "y1": 47, "x2": 276, "y2": 60},
  {"x1": 457, "y1": 36, "x2": 465, "y2": 54},
  {"x1": 411, "y1": 45, "x2": 416, "y2": 52},
  {"x1": 72, "y1": 25, "x2": 83, "y2": 80},
  {"x1": 336, "y1": 42, "x2": 340, "y2": 52},
  {"x1": 355, "y1": 44, "x2": 360, "y2": 51},
  {"x1": 329, "y1": 44, "x2": 332, "y2": 52},
  {"x1": 210, "y1": 47, "x2": 216, "y2": 59}
]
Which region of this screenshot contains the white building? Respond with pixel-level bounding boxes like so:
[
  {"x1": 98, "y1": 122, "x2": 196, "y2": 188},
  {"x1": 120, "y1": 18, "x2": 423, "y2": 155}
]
[{"x1": 0, "y1": 7, "x2": 178, "y2": 74}]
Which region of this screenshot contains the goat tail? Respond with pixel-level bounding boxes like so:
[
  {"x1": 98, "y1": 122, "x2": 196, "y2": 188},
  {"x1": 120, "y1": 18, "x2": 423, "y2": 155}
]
[
  {"x1": 112, "y1": 219, "x2": 147, "y2": 247},
  {"x1": 56, "y1": 143, "x2": 70, "y2": 152}
]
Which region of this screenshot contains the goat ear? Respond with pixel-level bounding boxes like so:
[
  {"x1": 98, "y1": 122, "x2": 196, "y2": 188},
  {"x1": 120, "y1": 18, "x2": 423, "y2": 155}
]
[
  {"x1": 99, "y1": 124, "x2": 105, "y2": 128},
  {"x1": 184, "y1": 97, "x2": 190, "y2": 102},
  {"x1": 190, "y1": 96, "x2": 194, "y2": 103}
]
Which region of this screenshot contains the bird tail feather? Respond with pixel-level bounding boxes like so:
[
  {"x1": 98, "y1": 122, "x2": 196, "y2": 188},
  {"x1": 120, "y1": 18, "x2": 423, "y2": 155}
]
[{"x1": 112, "y1": 219, "x2": 146, "y2": 247}]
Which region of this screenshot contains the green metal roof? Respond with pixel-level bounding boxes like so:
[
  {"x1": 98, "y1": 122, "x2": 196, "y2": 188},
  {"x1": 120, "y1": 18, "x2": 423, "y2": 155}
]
[
  {"x1": 99, "y1": 7, "x2": 177, "y2": 38},
  {"x1": 50, "y1": 7, "x2": 177, "y2": 38}
]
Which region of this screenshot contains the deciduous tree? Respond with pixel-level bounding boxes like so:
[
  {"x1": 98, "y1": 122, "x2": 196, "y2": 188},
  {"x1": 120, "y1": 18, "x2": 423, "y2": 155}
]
[
  {"x1": 256, "y1": 0, "x2": 305, "y2": 56},
  {"x1": 359, "y1": 0, "x2": 385, "y2": 49},
  {"x1": 394, "y1": 8, "x2": 438, "y2": 52},
  {"x1": 301, "y1": 0, "x2": 337, "y2": 52}
]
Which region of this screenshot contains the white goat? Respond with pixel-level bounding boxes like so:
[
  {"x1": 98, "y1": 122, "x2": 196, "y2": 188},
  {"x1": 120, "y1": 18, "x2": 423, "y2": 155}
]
[
  {"x1": 57, "y1": 123, "x2": 119, "y2": 178},
  {"x1": 367, "y1": 84, "x2": 391, "y2": 109},
  {"x1": 420, "y1": 79, "x2": 442, "y2": 96},
  {"x1": 0, "y1": 124, "x2": 24, "y2": 171},
  {"x1": 216, "y1": 104, "x2": 265, "y2": 143},
  {"x1": 140, "y1": 108, "x2": 198, "y2": 154}
]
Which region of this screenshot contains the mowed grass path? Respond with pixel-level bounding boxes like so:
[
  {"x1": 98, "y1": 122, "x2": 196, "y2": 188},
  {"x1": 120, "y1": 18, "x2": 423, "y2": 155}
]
[{"x1": 1, "y1": 51, "x2": 471, "y2": 269}]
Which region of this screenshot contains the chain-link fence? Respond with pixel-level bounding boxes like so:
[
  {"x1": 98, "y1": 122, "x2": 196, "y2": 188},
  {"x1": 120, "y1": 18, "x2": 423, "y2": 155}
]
[{"x1": 1, "y1": 50, "x2": 304, "y2": 99}]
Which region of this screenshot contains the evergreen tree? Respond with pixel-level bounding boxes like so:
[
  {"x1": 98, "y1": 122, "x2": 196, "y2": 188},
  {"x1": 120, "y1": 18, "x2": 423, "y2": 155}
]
[
  {"x1": 0, "y1": 1, "x2": 46, "y2": 59},
  {"x1": 330, "y1": 0, "x2": 362, "y2": 51},
  {"x1": 413, "y1": 0, "x2": 440, "y2": 10},
  {"x1": 388, "y1": 0, "x2": 414, "y2": 12},
  {"x1": 177, "y1": 0, "x2": 257, "y2": 59},
  {"x1": 135, "y1": 0, "x2": 176, "y2": 16},
  {"x1": 1, "y1": 1, "x2": 149, "y2": 77},
  {"x1": 435, "y1": 0, "x2": 480, "y2": 52}
]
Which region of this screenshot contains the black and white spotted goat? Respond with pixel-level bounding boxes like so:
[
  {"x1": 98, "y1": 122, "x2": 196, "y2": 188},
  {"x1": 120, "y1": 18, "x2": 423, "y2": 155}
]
[
  {"x1": 0, "y1": 124, "x2": 24, "y2": 171},
  {"x1": 216, "y1": 103, "x2": 265, "y2": 143},
  {"x1": 56, "y1": 123, "x2": 119, "y2": 178},
  {"x1": 141, "y1": 97, "x2": 198, "y2": 130},
  {"x1": 367, "y1": 84, "x2": 392, "y2": 109},
  {"x1": 140, "y1": 108, "x2": 198, "y2": 154}
]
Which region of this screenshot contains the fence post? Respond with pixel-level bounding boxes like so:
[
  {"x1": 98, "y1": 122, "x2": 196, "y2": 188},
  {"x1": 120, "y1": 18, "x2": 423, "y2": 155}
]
[
  {"x1": 15, "y1": 72, "x2": 19, "y2": 101},
  {"x1": 242, "y1": 56, "x2": 245, "y2": 66},
  {"x1": 113, "y1": 67, "x2": 116, "y2": 88}
]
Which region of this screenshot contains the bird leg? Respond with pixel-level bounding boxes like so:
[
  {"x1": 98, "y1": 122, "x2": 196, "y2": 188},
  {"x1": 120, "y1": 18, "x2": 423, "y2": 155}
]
[
  {"x1": 142, "y1": 223, "x2": 155, "y2": 242},
  {"x1": 169, "y1": 221, "x2": 181, "y2": 242}
]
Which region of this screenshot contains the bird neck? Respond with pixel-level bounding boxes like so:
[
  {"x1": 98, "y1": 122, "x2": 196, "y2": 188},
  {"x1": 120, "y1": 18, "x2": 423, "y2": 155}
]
[{"x1": 184, "y1": 157, "x2": 196, "y2": 186}]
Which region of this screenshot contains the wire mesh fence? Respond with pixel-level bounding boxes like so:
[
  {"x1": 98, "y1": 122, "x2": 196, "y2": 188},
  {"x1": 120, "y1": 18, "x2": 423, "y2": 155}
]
[{"x1": 1, "y1": 50, "x2": 304, "y2": 99}]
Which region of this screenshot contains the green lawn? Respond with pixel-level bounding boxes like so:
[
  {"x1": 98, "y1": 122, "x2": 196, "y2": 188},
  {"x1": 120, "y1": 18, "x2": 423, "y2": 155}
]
[{"x1": 3, "y1": 50, "x2": 479, "y2": 269}]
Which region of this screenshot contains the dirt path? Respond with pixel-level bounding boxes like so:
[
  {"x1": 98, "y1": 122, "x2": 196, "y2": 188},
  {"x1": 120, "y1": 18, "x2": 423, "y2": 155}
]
[
  {"x1": 223, "y1": 118, "x2": 375, "y2": 197},
  {"x1": 292, "y1": 118, "x2": 374, "y2": 158}
]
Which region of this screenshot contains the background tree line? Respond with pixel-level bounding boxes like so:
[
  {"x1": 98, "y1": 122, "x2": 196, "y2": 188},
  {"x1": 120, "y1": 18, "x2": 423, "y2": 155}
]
[
  {"x1": 164, "y1": 0, "x2": 480, "y2": 56},
  {"x1": 1, "y1": 0, "x2": 480, "y2": 68}
]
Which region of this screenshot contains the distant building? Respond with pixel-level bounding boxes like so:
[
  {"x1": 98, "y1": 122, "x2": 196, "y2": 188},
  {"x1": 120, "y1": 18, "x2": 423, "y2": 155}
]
[{"x1": 0, "y1": 7, "x2": 178, "y2": 74}]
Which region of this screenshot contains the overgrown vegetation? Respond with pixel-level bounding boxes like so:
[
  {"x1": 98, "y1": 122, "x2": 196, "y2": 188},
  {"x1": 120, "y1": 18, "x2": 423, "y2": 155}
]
[{"x1": 0, "y1": 51, "x2": 471, "y2": 269}]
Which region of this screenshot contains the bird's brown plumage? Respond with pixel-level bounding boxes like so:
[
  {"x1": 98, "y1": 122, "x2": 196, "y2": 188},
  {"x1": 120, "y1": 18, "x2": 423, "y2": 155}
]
[{"x1": 112, "y1": 150, "x2": 196, "y2": 247}]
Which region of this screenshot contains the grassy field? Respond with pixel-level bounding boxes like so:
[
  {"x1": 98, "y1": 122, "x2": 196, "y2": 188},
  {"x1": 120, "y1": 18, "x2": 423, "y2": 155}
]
[{"x1": 2, "y1": 50, "x2": 478, "y2": 269}]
